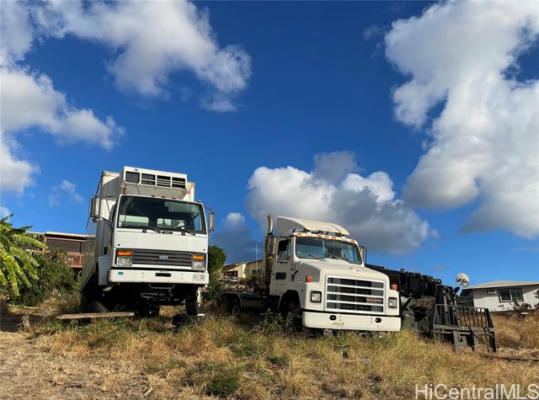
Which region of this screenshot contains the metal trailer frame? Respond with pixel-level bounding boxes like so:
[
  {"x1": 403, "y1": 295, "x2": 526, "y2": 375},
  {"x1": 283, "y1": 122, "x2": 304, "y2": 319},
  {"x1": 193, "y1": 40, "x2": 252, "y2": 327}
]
[{"x1": 366, "y1": 264, "x2": 496, "y2": 353}]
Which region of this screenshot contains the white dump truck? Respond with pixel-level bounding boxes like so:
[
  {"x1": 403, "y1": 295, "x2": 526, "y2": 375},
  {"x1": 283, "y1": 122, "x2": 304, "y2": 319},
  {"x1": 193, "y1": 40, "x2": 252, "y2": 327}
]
[
  {"x1": 81, "y1": 166, "x2": 214, "y2": 316},
  {"x1": 220, "y1": 216, "x2": 401, "y2": 332}
]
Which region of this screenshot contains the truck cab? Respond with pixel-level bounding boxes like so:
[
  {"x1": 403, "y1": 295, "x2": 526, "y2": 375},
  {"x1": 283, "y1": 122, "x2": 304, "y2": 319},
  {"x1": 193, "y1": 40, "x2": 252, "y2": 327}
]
[
  {"x1": 81, "y1": 166, "x2": 214, "y2": 316},
  {"x1": 222, "y1": 216, "x2": 401, "y2": 332}
]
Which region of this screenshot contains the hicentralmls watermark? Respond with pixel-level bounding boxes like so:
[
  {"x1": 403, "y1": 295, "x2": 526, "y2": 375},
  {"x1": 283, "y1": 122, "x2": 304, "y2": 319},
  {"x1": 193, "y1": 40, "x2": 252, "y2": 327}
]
[{"x1": 415, "y1": 384, "x2": 539, "y2": 400}]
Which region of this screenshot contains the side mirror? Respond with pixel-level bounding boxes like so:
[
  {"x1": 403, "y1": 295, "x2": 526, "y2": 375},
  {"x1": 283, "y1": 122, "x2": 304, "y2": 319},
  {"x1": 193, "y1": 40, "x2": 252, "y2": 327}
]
[
  {"x1": 90, "y1": 197, "x2": 99, "y2": 220},
  {"x1": 209, "y1": 211, "x2": 215, "y2": 232},
  {"x1": 359, "y1": 246, "x2": 366, "y2": 263}
]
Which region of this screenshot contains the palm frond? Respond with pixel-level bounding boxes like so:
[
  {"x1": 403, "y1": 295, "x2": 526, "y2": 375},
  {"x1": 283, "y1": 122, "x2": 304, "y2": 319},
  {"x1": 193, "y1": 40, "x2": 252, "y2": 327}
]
[
  {"x1": 0, "y1": 247, "x2": 20, "y2": 297},
  {"x1": 11, "y1": 247, "x2": 39, "y2": 280},
  {"x1": 0, "y1": 267, "x2": 8, "y2": 287},
  {"x1": 12, "y1": 234, "x2": 47, "y2": 250}
]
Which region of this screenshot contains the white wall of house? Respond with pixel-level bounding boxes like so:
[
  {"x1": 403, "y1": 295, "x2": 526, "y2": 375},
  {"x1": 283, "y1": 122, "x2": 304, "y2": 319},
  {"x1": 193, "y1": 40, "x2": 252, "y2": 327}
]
[
  {"x1": 472, "y1": 285, "x2": 539, "y2": 312},
  {"x1": 223, "y1": 260, "x2": 264, "y2": 280}
]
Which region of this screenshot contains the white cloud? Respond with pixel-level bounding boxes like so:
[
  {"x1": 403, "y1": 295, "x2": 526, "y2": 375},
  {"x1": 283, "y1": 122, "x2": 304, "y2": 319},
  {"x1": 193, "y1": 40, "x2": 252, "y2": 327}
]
[
  {"x1": 0, "y1": 206, "x2": 12, "y2": 219},
  {"x1": 0, "y1": 65, "x2": 122, "y2": 193},
  {"x1": 48, "y1": 179, "x2": 83, "y2": 206},
  {"x1": 225, "y1": 212, "x2": 246, "y2": 226},
  {"x1": 246, "y1": 152, "x2": 431, "y2": 254},
  {"x1": 0, "y1": 0, "x2": 249, "y2": 194},
  {"x1": 0, "y1": 0, "x2": 34, "y2": 65},
  {"x1": 0, "y1": 133, "x2": 37, "y2": 194},
  {"x1": 385, "y1": 0, "x2": 539, "y2": 238},
  {"x1": 1, "y1": 66, "x2": 121, "y2": 149},
  {"x1": 212, "y1": 212, "x2": 257, "y2": 263},
  {"x1": 33, "y1": 0, "x2": 251, "y2": 106}
]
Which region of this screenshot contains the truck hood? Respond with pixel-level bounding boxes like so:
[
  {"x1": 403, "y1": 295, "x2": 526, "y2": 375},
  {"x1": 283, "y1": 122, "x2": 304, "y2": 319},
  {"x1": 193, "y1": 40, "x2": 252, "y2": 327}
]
[
  {"x1": 114, "y1": 229, "x2": 208, "y2": 252},
  {"x1": 298, "y1": 258, "x2": 389, "y2": 283}
]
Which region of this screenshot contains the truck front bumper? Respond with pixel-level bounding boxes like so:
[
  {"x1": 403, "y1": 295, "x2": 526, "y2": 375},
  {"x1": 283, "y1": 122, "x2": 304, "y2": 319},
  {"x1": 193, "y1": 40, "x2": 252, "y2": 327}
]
[
  {"x1": 302, "y1": 311, "x2": 401, "y2": 332},
  {"x1": 109, "y1": 268, "x2": 209, "y2": 285}
]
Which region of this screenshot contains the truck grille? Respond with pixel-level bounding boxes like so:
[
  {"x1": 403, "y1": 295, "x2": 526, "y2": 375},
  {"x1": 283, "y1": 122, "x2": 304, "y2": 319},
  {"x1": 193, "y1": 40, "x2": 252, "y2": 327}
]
[
  {"x1": 131, "y1": 249, "x2": 194, "y2": 267},
  {"x1": 325, "y1": 277, "x2": 385, "y2": 314}
]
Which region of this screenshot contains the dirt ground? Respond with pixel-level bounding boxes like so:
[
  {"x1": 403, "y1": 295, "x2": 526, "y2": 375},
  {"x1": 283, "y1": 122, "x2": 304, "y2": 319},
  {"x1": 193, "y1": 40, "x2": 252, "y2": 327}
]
[
  {"x1": 0, "y1": 308, "x2": 150, "y2": 400},
  {"x1": 1, "y1": 305, "x2": 538, "y2": 400},
  {"x1": 0, "y1": 332, "x2": 152, "y2": 400}
]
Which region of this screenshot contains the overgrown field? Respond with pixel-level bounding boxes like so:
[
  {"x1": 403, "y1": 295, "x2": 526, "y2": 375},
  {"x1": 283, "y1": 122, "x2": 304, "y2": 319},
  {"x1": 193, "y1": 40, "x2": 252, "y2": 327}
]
[{"x1": 4, "y1": 307, "x2": 536, "y2": 399}]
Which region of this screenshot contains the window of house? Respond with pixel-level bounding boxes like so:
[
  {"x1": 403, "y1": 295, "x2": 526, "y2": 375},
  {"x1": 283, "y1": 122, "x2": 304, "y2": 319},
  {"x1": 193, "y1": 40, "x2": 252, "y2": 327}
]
[{"x1": 499, "y1": 288, "x2": 524, "y2": 302}]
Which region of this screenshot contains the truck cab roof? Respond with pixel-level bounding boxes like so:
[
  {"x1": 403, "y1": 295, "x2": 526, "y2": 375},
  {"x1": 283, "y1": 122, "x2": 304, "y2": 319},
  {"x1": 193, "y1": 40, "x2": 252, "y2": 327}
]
[{"x1": 276, "y1": 216, "x2": 350, "y2": 236}]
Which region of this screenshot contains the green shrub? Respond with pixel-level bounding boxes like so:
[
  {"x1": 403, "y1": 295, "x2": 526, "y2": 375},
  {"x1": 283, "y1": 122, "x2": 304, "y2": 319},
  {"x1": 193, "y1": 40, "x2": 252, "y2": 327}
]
[
  {"x1": 15, "y1": 251, "x2": 79, "y2": 306},
  {"x1": 204, "y1": 271, "x2": 223, "y2": 302}
]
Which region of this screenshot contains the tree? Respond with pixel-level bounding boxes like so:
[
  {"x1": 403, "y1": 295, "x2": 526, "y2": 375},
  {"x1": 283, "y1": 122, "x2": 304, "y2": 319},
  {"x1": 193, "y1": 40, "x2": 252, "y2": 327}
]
[
  {"x1": 205, "y1": 246, "x2": 227, "y2": 301},
  {"x1": 0, "y1": 215, "x2": 46, "y2": 298},
  {"x1": 208, "y1": 245, "x2": 226, "y2": 274}
]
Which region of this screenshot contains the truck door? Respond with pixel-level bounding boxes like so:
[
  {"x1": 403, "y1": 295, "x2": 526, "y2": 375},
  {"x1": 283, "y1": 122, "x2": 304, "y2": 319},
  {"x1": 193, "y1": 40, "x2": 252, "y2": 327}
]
[{"x1": 269, "y1": 238, "x2": 291, "y2": 296}]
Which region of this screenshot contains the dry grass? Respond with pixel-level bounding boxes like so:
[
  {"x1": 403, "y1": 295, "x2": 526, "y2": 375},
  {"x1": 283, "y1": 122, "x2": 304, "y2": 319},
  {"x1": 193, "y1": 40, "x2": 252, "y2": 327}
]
[
  {"x1": 492, "y1": 310, "x2": 539, "y2": 351},
  {"x1": 20, "y1": 311, "x2": 538, "y2": 400}
]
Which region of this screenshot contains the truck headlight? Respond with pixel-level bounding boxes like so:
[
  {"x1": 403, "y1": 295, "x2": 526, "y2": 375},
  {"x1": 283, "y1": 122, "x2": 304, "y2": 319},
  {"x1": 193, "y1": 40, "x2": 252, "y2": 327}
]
[
  {"x1": 388, "y1": 297, "x2": 398, "y2": 308},
  {"x1": 192, "y1": 254, "x2": 206, "y2": 271},
  {"x1": 116, "y1": 250, "x2": 132, "y2": 267},
  {"x1": 310, "y1": 291, "x2": 322, "y2": 303}
]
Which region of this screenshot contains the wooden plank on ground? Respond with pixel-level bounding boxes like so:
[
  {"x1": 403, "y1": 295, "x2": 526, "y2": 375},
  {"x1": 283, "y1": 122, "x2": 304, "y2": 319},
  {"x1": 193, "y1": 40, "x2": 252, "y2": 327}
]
[{"x1": 57, "y1": 312, "x2": 134, "y2": 320}]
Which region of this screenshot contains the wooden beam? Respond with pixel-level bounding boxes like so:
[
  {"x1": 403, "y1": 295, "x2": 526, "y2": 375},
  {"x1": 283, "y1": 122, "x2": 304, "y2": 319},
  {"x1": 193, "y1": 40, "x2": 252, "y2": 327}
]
[{"x1": 57, "y1": 312, "x2": 134, "y2": 320}]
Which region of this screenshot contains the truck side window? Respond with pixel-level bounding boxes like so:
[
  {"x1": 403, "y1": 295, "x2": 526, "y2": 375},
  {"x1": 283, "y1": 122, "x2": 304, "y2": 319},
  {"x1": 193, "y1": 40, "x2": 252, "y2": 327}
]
[{"x1": 277, "y1": 239, "x2": 290, "y2": 262}]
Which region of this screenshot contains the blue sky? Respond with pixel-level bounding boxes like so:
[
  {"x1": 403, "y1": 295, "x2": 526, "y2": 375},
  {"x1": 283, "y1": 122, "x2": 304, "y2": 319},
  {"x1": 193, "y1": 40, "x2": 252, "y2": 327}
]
[{"x1": 1, "y1": 1, "x2": 538, "y2": 287}]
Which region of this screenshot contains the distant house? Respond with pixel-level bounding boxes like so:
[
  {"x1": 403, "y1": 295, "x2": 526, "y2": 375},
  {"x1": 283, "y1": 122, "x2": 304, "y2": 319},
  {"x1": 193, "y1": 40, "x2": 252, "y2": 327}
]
[
  {"x1": 460, "y1": 281, "x2": 539, "y2": 312},
  {"x1": 222, "y1": 260, "x2": 264, "y2": 281},
  {"x1": 30, "y1": 231, "x2": 89, "y2": 271}
]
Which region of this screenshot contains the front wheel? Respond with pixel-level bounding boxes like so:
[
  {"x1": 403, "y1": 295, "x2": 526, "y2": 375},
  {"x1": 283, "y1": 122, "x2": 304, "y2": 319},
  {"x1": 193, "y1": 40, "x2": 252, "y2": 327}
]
[
  {"x1": 135, "y1": 302, "x2": 159, "y2": 318},
  {"x1": 283, "y1": 301, "x2": 302, "y2": 330},
  {"x1": 186, "y1": 287, "x2": 202, "y2": 316}
]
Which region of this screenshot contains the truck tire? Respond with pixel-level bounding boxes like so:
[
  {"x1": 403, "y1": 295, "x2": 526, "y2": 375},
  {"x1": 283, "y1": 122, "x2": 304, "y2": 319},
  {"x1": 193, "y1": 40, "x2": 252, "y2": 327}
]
[
  {"x1": 230, "y1": 296, "x2": 241, "y2": 318},
  {"x1": 283, "y1": 300, "x2": 302, "y2": 330},
  {"x1": 80, "y1": 274, "x2": 102, "y2": 312},
  {"x1": 186, "y1": 287, "x2": 201, "y2": 316},
  {"x1": 135, "y1": 302, "x2": 159, "y2": 318}
]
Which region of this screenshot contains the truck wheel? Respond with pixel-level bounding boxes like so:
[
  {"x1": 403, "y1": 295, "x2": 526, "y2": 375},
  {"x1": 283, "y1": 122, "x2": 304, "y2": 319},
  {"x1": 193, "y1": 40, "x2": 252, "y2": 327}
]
[
  {"x1": 230, "y1": 297, "x2": 241, "y2": 318},
  {"x1": 284, "y1": 301, "x2": 302, "y2": 330},
  {"x1": 81, "y1": 275, "x2": 101, "y2": 312},
  {"x1": 135, "y1": 302, "x2": 159, "y2": 318},
  {"x1": 186, "y1": 288, "x2": 201, "y2": 316}
]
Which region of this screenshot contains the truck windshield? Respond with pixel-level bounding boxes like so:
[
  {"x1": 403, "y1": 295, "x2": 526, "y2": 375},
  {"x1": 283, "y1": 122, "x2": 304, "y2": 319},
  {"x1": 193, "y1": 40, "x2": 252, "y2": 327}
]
[
  {"x1": 117, "y1": 196, "x2": 206, "y2": 234},
  {"x1": 295, "y1": 237, "x2": 362, "y2": 264}
]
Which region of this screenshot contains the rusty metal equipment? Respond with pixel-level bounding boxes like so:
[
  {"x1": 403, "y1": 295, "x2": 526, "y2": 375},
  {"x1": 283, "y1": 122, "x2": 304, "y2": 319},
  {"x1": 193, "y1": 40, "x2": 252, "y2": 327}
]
[{"x1": 366, "y1": 264, "x2": 496, "y2": 353}]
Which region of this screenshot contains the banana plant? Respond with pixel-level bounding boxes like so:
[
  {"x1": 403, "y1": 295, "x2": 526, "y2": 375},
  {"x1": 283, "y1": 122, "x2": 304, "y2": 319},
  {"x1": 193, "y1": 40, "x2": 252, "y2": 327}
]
[{"x1": 0, "y1": 215, "x2": 46, "y2": 298}]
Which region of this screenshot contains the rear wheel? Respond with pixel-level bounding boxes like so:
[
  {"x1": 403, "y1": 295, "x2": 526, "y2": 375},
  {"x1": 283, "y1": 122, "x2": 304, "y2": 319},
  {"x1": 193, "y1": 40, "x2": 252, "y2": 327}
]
[{"x1": 230, "y1": 297, "x2": 241, "y2": 318}]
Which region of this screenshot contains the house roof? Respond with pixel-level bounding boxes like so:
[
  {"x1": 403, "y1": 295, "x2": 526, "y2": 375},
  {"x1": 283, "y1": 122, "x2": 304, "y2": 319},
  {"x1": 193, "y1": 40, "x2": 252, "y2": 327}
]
[
  {"x1": 276, "y1": 216, "x2": 350, "y2": 235},
  {"x1": 467, "y1": 280, "x2": 539, "y2": 290}
]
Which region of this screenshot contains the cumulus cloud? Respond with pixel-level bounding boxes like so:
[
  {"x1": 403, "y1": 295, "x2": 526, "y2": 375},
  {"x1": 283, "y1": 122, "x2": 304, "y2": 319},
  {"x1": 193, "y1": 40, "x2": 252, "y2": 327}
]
[
  {"x1": 0, "y1": 134, "x2": 38, "y2": 194},
  {"x1": 211, "y1": 212, "x2": 257, "y2": 263},
  {"x1": 1, "y1": 0, "x2": 248, "y2": 194},
  {"x1": 385, "y1": 0, "x2": 539, "y2": 238},
  {"x1": 1, "y1": 67, "x2": 121, "y2": 149},
  {"x1": 32, "y1": 0, "x2": 251, "y2": 105},
  {"x1": 0, "y1": 206, "x2": 12, "y2": 219},
  {"x1": 48, "y1": 179, "x2": 84, "y2": 206},
  {"x1": 246, "y1": 152, "x2": 431, "y2": 254}
]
